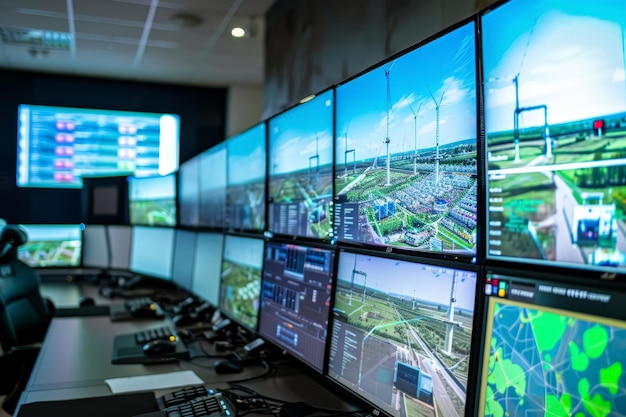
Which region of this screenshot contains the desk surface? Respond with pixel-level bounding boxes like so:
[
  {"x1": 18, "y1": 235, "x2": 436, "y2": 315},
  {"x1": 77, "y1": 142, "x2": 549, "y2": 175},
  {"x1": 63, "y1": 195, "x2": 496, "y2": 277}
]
[{"x1": 19, "y1": 286, "x2": 358, "y2": 416}]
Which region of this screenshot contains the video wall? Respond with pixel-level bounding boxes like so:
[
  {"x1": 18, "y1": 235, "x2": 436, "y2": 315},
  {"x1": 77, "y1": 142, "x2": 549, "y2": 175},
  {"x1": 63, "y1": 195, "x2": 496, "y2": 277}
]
[{"x1": 25, "y1": 1, "x2": 626, "y2": 417}]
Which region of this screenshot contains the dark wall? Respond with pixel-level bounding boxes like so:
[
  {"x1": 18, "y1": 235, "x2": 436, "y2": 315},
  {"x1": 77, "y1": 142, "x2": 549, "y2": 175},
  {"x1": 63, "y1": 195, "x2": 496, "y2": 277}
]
[
  {"x1": 263, "y1": 0, "x2": 499, "y2": 118},
  {"x1": 0, "y1": 69, "x2": 227, "y2": 224}
]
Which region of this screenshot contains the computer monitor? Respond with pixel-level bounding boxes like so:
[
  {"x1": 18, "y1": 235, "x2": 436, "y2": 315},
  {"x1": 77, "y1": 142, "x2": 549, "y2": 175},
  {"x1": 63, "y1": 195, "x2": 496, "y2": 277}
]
[
  {"x1": 191, "y1": 232, "x2": 225, "y2": 306},
  {"x1": 199, "y1": 143, "x2": 227, "y2": 229},
  {"x1": 16, "y1": 104, "x2": 179, "y2": 188},
  {"x1": 178, "y1": 155, "x2": 200, "y2": 227},
  {"x1": 327, "y1": 249, "x2": 478, "y2": 417},
  {"x1": 258, "y1": 241, "x2": 335, "y2": 373},
  {"x1": 482, "y1": 0, "x2": 626, "y2": 273},
  {"x1": 17, "y1": 224, "x2": 83, "y2": 268},
  {"x1": 226, "y1": 122, "x2": 267, "y2": 233},
  {"x1": 81, "y1": 176, "x2": 129, "y2": 225},
  {"x1": 128, "y1": 173, "x2": 177, "y2": 227},
  {"x1": 82, "y1": 224, "x2": 131, "y2": 270},
  {"x1": 477, "y1": 268, "x2": 626, "y2": 416},
  {"x1": 129, "y1": 226, "x2": 175, "y2": 280},
  {"x1": 334, "y1": 20, "x2": 477, "y2": 256},
  {"x1": 219, "y1": 235, "x2": 265, "y2": 330},
  {"x1": 268, "y1": 90, "x2": 334, "y2": 240},
  {"x1": 172, "y1": 230, "x2": 197, "y2": 291}
]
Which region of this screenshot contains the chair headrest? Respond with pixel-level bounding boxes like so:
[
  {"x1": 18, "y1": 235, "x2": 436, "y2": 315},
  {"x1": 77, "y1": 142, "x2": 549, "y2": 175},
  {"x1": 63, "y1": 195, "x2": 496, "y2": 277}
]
[{"x1": 0, "y1": 225, "x2": 28, "y2": 263}]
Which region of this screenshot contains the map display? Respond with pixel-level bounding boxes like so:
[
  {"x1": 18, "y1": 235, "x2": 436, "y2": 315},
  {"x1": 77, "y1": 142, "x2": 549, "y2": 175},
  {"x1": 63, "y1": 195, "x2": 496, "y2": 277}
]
[{"x1": 480, "y1": 298, "x2": 626, "y2": 417}]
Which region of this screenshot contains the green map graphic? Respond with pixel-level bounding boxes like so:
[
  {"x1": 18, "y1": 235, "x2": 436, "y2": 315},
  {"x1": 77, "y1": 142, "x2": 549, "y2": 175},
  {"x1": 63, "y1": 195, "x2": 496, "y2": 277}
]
[{"x1": 482, "y1": 300, "x2": 626, "y2": 417}]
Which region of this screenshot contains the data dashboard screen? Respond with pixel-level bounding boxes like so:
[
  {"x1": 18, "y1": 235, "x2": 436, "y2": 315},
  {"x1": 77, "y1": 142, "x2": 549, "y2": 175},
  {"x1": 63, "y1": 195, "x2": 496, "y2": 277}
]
[
  {"x1": 17, "y1": 104, "x2": 179, "y2": 188},
  {"x1": 483, "y1": 0, "x2": 626, "y2": 272},
  {"x1": 258, "y1": 241, "x2": 335, "y2": 373},
  {"x1": 478, "y1": 270, "x2": 626, "y2": 417}
]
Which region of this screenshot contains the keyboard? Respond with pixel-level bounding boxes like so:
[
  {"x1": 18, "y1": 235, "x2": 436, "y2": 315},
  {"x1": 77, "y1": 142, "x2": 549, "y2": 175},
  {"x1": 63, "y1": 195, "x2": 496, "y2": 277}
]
[
  {"x1": 134, "y1": 389, "x2": 237, "y2": 417},
  {"x1": 110, "y1": 297, "x2": 166, "y2": 321},
  {"x1": 111, "y1": 325, "x2": 190, "y2": 364}
]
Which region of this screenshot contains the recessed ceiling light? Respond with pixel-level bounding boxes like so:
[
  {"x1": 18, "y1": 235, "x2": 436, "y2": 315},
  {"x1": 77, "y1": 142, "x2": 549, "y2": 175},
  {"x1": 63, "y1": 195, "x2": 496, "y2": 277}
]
[{"x1": 231, "y1": 27, "x2": 246, "y2": 38}]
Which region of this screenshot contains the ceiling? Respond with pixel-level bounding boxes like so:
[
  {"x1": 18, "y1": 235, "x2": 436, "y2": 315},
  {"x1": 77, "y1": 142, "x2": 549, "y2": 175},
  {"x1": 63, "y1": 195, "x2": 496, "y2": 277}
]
[{"x1": 0, "y1": 0, "x2": 275, "y2": 88}]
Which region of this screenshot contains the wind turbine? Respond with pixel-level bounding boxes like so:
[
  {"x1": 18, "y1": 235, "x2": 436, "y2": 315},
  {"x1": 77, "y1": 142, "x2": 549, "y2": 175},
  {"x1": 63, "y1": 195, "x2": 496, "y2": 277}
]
[
  {"x1": 428, "y1": 89, "x2": 445, "y2": 184},
  {"x1": 408, "y1": 101, "x2": 422, "y2": 175},
  {"x1": 343, "y1": 121, "x2": 355, "y2": 178},
  {"x1": 383, "y1": 60, "x2": 396, "y2": 187}
]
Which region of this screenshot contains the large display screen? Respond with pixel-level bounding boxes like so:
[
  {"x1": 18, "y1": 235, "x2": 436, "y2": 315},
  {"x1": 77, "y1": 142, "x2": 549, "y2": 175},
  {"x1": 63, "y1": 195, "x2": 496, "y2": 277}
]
[
  {"x1": 82, "y1": 225, "x2": 131, "y2": 270},
  {"x1": 219, "y1": 235, "x2": 264, "y2": 330},
  {"x1": 191, "y1": 232, "x2": 224, "y2": 307},
  {"x1": 129, "y1": 226, "x2": 175, "y2": 280},
  {"x1": 258, "y1": 241, "x2": 335, "y2": 373},
  {"x1": 268, "y1": 90, "x2": 334, "y2": 240},
  {"x1": 483, "y1": 0, "x2": 626, "y2": 271},
  {"x1": 178, "y1": 155, "x2": 200, "y2": 227},
  {"x1": 226, "y1": 123, "x2": 267, "y2": 232},
  {"x1": 172, "y1": 229, "x2": 196, "y2": 291},
  {"x1": 334, "y1": 22, "x2": 477, "y2": 255},
  {"x1": 328, "y1": 250, "x2": 477, "y2": 417},
  {"x1": 17, "y1": 104, "x2": 180, "y2": 188},
  {"x1": 128, "y1": 173, "x2": 177, "y2": 227},
  {"x1": 199, "y1": 143, "x2": 227, "y2": 229},
  {"x1": 478, "y1": 270, "x2": 626, "y2": 417},
  {"x1": 17, "y1": 224, "x2": 83, "y2": 268}
]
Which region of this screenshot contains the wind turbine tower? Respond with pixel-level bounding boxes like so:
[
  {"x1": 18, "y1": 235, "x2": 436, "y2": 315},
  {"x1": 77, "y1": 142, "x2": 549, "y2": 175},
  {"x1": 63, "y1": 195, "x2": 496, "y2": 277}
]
[
  {"x1": 442, "y1": 271, "x2": 458, "y2": 356},
  {"x1": 408, "y1": 102, "x2": 422, "y2": 175},
  {"x1": 429, "y1": 90, "x2": 445, "y2": 184},
  {"x1": 344, "y1": 128, "x2": 356, "y2": 178},
  {"x1": 383, "y1": 61, "x2": 396, "y2": 186}
]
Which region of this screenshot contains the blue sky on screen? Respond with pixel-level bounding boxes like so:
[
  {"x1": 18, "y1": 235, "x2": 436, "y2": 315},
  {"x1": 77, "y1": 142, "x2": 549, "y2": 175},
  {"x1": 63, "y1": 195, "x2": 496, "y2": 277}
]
[
  {"x1": 21, "y1": 224, "x2": 82, "y2": 241},
  {"x1": 335, "y1": 21, "x2": 476, "y2": 162},
  {"x1": 482, "y1": 0, "x2": 626, "y2": 132},
  {"x1": 223, "y1": 235, "x2": 264, "y2": 269},
  {"x1": 269, "y1": 90, "x2": 333, "y2": 175},
  {"x1": 129, "y1": 173, "x2": 175, "y2": 200},
  {"x1": 227, "y1": 123, "x2": 266, "y2": 185},
  {"x1": 199, "y1": 143, "x2": 226, "y2": 190},
  {"x1": 336, "y1": 252, "x2": 476, "y2": 312}
]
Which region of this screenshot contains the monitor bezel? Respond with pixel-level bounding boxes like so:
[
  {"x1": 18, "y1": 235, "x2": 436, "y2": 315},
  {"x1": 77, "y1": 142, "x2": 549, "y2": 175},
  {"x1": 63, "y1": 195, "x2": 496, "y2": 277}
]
[
  {"x1": 257, "y1": 237, "x2": 338, "y2": 374},
  {"x1": 16, "y1": 223, "x2": 85, "y2": 269},
  {"x1": 324, "y1": 244, "x2": 483, "y2": 417},
  {"x1": 218, "y1": 232, "x2": 267, "y2": 333},
  {"x1": 332, "y1": 15, "x2": 482, "y2": 263},
  {"x1": 479, "y1": 0, "x2": 626, "y2": 278},
  {"x1": 267, "y1": 88, "x2": 336, "y2": 243},
  {"x1": 127, "y1": 172, "x2": 178, "y2": 228},
  {"x1": 225, "y1": 122, "x2": 268, "y2": 235},
  {"x1": 473, "y1": 263, "x2": 626, "y2": 417}
]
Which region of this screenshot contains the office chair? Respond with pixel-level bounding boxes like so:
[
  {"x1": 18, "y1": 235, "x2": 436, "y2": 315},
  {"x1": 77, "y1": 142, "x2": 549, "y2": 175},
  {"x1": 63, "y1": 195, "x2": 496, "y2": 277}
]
[{"x1": 0, "y1": 224, "x2": 54, "y2": 415}]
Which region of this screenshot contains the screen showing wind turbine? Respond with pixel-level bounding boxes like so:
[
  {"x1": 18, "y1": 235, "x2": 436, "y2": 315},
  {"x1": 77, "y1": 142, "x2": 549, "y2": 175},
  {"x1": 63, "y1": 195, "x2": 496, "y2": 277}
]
[
  {"x1": 226, "y1": 122, "x2": 266, "y2": 233},
  {"x1": 333, "y1": 22, "x2": 477, "y2": 255},
  {"x1": 268, "y1": 90, "x2": 334, "y2": 240},
  {"x1": 327, "y1": 250, "x2": 477, "y2": 417},
  {"x1": 483, "y1": 0, "x2": 626, "y2": 272}
]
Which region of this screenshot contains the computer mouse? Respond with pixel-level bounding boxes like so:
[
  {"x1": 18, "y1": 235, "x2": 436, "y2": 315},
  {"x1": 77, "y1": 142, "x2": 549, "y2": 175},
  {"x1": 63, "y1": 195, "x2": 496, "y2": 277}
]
[
  {"x1": 214, "y1": 359, "x2": 244, "y2": 374},
  {"x1": 142, "y1": 339, "x2": 177, "y2": 356},
  {"x1": 79, "y1": 296, "x2": 95, "y2": 307}
]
